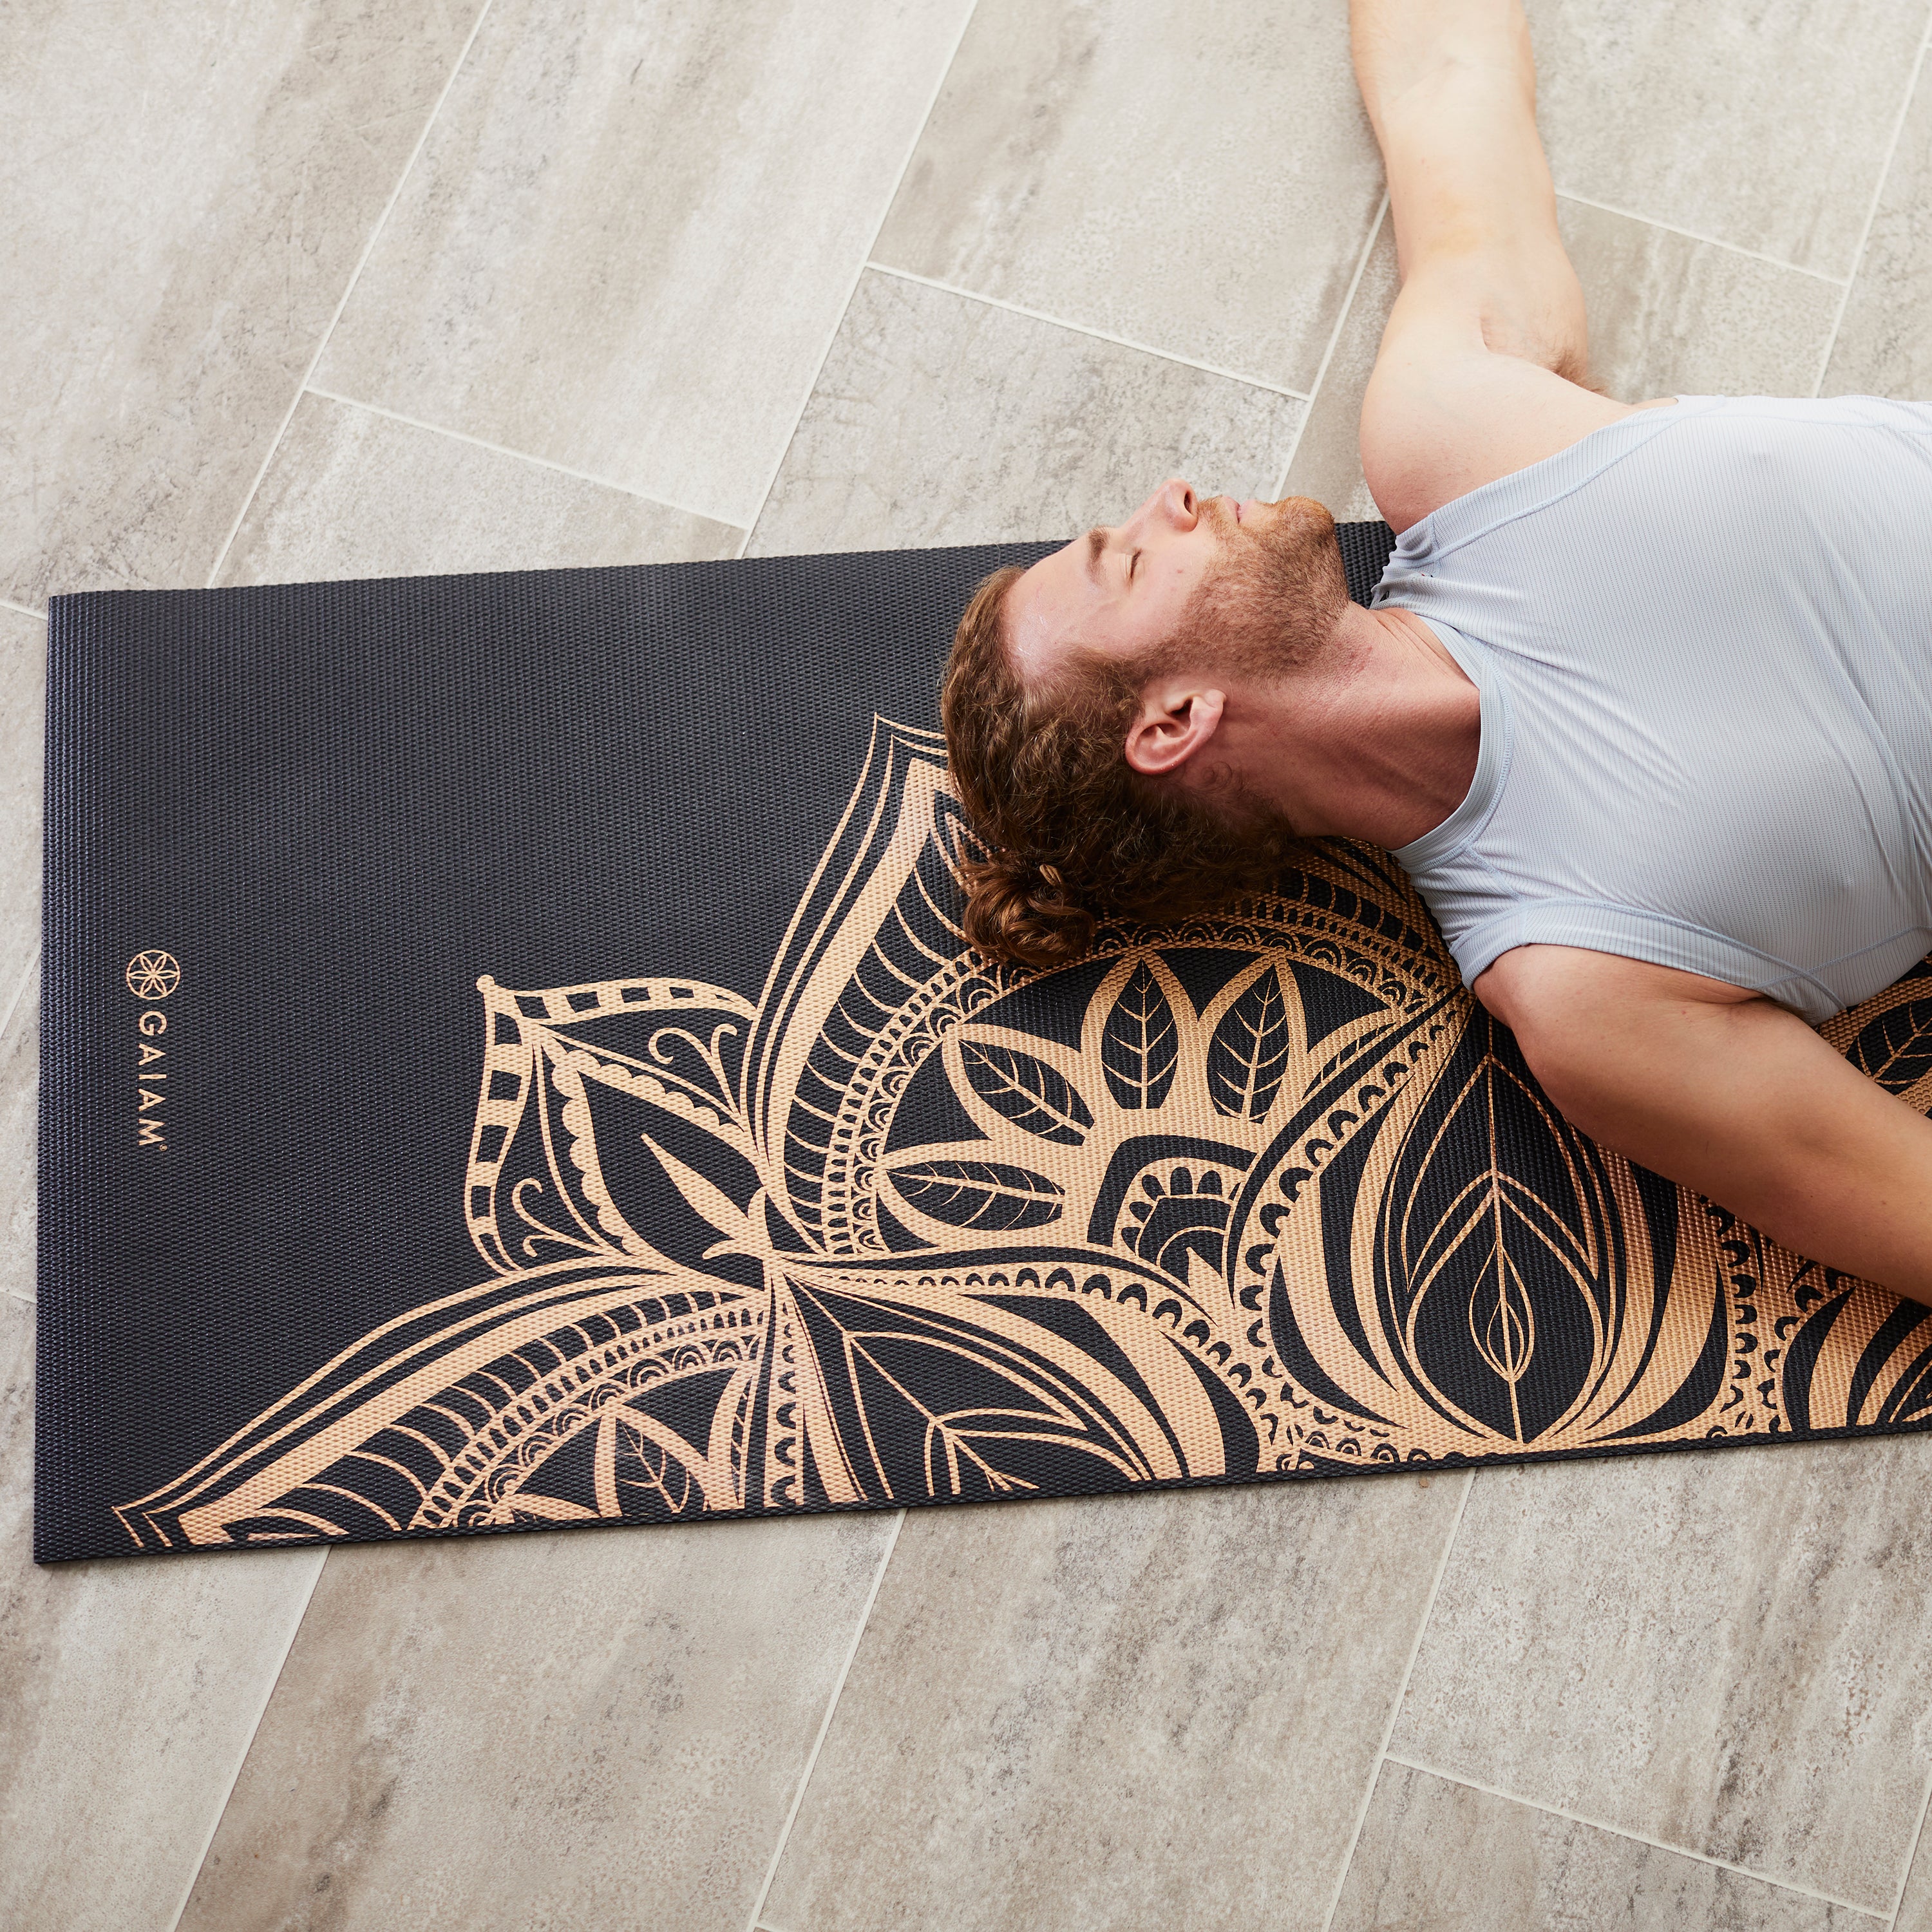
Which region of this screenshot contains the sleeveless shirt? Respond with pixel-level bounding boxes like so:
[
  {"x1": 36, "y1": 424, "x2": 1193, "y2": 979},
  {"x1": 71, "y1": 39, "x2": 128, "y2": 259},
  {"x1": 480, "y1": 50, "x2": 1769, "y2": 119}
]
[{"x1": 1377, "y1": 394, "x2": 1932, "y2": 1025}]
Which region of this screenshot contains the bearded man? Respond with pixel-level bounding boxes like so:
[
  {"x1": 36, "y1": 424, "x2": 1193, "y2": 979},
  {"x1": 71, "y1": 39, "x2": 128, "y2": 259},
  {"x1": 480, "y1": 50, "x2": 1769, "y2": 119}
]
[{"x1": 940, "y1": 0, "x2": 1932, "y2": 1303}]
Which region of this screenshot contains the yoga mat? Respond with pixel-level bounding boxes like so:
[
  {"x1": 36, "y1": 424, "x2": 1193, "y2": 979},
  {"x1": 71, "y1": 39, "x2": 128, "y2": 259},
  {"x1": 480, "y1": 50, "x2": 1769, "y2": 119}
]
[{"x1": 37, "y1": 526, "x2": 1932, "y2": 1562}]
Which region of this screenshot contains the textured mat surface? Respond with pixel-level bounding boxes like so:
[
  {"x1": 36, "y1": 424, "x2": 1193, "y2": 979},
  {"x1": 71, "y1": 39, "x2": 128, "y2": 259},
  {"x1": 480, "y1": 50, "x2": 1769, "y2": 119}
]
[{"x1": 37, "y1": 527, "x2": 1932, "y2": 1561}]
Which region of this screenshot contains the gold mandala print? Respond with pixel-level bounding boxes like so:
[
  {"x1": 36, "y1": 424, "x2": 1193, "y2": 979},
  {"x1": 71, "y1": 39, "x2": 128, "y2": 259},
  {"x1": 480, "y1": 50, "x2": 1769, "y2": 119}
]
[{"x1": 117, "y1": 721, "x2": 1932, "y2": 1550}]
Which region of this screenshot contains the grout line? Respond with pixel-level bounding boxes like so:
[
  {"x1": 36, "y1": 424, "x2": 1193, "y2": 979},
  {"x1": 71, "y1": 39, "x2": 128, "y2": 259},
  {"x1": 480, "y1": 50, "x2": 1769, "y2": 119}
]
[
  {"x1": 735, "y1": 1, "x2": 983, "y2": 560},
  {"x1": 1381, "y1": 1754, "x2": 1887, "y2": 1919},
  {"x1": 741, "y1": 1509, "x2": 906, "y2": 1932},
  {"x1": 1273, "y1": 193, "x2": 1387, "y2": 500},
  {"x1": 0, "y1": 942, "x2": 41, "y2": 1046},
  {"x1": 1884, "y1": 1757, "x2": 1932, "y2": 1927},
  {"x1": 163, "y1": 1544, "x2": 330, "y2": 1932},
  {"x1": 1551, "y1": 189, "x2": 1850, "y2": 286},
  {"x1": 863, "y1": 261, "x2": 1313, "y2": 402},
  {"x1": 0, "y1": 596, "x2": 44, "y2": 623},
  {"x1": 202, "y1": 0, "x2": 495, "y2": 588},
  {"x1": 1810, "y1": 9, "x2": 1932, "y2": 398},
  {"x1": 1317, "y1": 1467, "x2": 1472, "y2": 1932},
  {"x1": 301, "y1": 387, "x2": 743, "y2": 531}
]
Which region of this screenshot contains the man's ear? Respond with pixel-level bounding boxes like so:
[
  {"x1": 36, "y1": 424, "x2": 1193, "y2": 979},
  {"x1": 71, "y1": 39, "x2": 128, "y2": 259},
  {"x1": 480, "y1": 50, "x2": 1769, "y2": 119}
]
[{"x1": 1123, "y1": 685, "x2": 1226, "y2": 778}]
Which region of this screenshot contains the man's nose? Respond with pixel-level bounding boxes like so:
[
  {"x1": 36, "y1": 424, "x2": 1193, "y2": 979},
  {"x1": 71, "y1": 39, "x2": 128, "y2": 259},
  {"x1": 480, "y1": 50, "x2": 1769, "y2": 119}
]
[{"x1": 1128, "y1": 478, "x2": 1199, "y2": 535}]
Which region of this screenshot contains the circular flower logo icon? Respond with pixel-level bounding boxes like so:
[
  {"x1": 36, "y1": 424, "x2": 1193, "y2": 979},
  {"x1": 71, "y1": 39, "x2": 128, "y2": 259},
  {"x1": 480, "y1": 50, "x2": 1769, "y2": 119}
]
[{"x1": 125, "y1": 950, "x2": 180, "y2": 1000}]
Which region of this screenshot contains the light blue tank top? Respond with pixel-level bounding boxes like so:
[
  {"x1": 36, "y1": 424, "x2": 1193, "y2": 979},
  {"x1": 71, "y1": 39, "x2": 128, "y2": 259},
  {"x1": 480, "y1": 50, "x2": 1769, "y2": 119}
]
[{"x1": 1378, "y1": 394, "x2": 1932, "y2": 1025}]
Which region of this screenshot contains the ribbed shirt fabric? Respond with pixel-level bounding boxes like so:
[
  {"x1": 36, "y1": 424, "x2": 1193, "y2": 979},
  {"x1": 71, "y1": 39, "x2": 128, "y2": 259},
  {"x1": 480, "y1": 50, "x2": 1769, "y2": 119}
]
[{"x1": 1379, "y1": 394, "x2": 1932, "y2": 1025}]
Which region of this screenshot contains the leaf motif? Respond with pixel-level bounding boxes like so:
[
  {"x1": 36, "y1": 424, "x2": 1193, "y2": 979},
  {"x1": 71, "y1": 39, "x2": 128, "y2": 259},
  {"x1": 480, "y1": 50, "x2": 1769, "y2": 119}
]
[
  {"x1": 638, "y1": 1133, "x2": 760, "y2": 1258},
  {"x1": 1396, "y1": 1040, "x2": 1607, "y2": 1445},
  {"x1": 889, "y1": 1159, "x2": 1065, "y2": 1231},
  {"x1": 960, "y1": 1040, "x2": 1095, "y2": 1145},
  {"x1": 1848, "y1": 999, "x2": 1932, "y2": 1094},
  {"x1": 1101, "y1": 961, "x2": 1179, "y2": 1110},
  {"x1": 1466, "y1": 1233, "x2": 1536, "y2": 1396},
  {"x1": 1206, "y1": 967, "x2": 1294, "y2": 1119}
]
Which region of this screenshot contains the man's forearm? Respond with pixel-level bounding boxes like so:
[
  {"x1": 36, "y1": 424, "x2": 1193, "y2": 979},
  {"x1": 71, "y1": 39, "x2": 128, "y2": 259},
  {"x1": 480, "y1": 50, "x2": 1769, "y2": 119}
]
[
  {"x1": 1349, "y1": 0, "x2": 1565, "y2": 296},
  {"x1": 1350, "y1": 0, "x2": 1536, "y2": 140},
  {"x1": 1699, "y1": 1064, "x2": 1932, "y2": 1307}
]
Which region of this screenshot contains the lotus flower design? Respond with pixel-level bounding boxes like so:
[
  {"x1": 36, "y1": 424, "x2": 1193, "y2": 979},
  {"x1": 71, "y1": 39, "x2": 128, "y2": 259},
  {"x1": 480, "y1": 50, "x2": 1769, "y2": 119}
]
[{"x1": 118, "y1": 723, "x2": 1932, "y2": 1551}]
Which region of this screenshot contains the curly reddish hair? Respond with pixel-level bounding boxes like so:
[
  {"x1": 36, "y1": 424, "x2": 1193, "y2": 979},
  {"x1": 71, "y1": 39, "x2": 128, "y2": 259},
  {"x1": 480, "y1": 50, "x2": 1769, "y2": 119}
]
[{"x1": 940, "y1": 565, "x2": 1306, "y2": 971}]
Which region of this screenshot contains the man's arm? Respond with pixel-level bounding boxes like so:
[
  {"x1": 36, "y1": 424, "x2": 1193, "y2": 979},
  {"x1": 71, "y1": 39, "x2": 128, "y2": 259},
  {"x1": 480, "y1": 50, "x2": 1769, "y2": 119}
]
[
  {"x1": 1478, "y1": 947, "x2": 1932, "y2": 1303},
  {"x1": 1350, "y1": 0, "x2": 1648, "y2": 532}
]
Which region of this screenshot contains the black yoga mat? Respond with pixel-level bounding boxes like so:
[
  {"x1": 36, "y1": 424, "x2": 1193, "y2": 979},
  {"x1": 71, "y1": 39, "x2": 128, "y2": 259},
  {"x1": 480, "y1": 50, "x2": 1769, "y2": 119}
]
[{"x1": 37, "y1": 525, "x2": 1932, "y2": 1562}]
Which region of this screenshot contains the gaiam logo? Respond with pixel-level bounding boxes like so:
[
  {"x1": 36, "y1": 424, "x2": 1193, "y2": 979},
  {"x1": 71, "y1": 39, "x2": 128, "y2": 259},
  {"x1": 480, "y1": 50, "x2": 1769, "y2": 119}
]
[
  {"x1": 126, "y1": 950, "x2": 177, "y2": 1151},
  {"x1": 126, "y1": 950, "x2": 180, "y2": 1001}
]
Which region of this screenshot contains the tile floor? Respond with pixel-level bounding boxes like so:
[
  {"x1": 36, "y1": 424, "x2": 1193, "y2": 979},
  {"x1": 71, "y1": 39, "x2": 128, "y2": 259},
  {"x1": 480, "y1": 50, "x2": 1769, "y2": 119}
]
[{"x1": 5, "y1": 1, "x2": 1932, "y2": 1927}]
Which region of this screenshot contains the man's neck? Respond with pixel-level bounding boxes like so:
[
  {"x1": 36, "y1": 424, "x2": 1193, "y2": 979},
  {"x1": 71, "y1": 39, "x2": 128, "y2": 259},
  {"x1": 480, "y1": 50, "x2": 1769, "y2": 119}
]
[{"x1": 1223, "y1": 602, "x2": 1481, "y2": 848}]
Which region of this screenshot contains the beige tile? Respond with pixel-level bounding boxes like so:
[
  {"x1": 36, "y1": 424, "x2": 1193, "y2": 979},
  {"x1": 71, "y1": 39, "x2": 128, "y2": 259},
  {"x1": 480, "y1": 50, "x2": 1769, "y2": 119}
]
[
  {"x1": 762, "y1": 1473, "x2": 1468, "y2": 1932},
  {"x1": 1826, "y1": 54, "x2": 1932, "y2": 397},
  {"x1": 1888, "y1": 1803, "x2": 1932, "y2": 1932},
  {"x1": 1558, "y1": 199, "x2": 1847, "y2": 399},
  {"x1": 315, "y1": 0, "x2": 974, "y2": 531},
  {"x1": 1, "y1": 0, "x2": 478, "y2": 608},
  {"x1": 1332, "y1": 1761, "x2": 1870, "y2": 1931},
  {"x1": 1527, "y1": 0, "x2": 1926, "y2": 278},
  {"x1": 178, "y1": 1509, "x2": 898, "y2": 1932},
  {"x1": 0, "y1": 967, "x2": 39, "y2": 1304},
  {"x1": 0, "y1": 1294, "x2": 326, "y2": 1932},
  {"x1": 218, "y1": 392, "x2": 743, "y2": 587},
  {"x1": 870, "y1": 0, "x2": 1383, "y2": 395},
  {"x1": 1390, "y1": 1441, "x2": 1932, "y2": 1913},
  {"x1": 0, "y1": 609, "x2": 46, "y2": 1022},
  {"x1": 1280, "y1": 211, "x2": 1397, "y2": 525},
  {"x1": 1284, "y1": 200, "x2": 1844, "y2": 520},
  {"x1": 748, "y1": 270, "x2": 1305, "y2": 557}
]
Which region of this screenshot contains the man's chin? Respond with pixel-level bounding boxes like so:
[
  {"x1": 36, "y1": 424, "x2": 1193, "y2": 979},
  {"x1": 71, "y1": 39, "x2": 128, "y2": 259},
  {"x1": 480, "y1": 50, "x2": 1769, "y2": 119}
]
[
  {"x1": 1227, "y1": 493, "x2": 1331, "y2": 542},
  {"x1": 1266, "y1": 494, "x2": 1337, "y2": 533},
  {"x1": 1242, "y1": 495, "x2": 1338, "y2": 558}
]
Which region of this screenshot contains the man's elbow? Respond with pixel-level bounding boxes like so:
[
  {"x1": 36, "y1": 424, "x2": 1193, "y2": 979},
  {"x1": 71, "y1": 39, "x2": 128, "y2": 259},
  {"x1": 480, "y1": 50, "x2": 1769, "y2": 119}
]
[
  {"x1": 1503, "y1": 1008, "x2": 1676, "y2": 1171},
  {"x1": 1512, "y1": 1034, "x2": 1620, "y2": 1150}
]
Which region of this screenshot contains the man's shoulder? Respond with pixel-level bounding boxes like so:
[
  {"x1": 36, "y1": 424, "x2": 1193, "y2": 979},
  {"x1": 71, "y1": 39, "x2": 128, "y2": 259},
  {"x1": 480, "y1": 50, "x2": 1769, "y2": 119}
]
[{"x1": 1360, "y1": 334, "x2": 1670, "y2": 534}]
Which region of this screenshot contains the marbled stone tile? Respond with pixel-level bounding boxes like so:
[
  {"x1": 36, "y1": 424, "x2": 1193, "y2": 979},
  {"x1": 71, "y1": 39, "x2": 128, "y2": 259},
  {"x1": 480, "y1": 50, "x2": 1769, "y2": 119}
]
[
  {"x1": 1332, "y1": 1761, "x2": 1870, "y2": 1931},
  {"x1": 219, "y1": 393, "x2": 743, "y2": 587},
  {"x1": 1279, "y1": 212, "x2": 1397, "y2": 526},
  {"x1": 1558, "y1": 199, "x2": 1846, "y2": 400},
  {"x1": 1888, "y1": 1809, "x2": 1932, "y2": 1932},
  {"x1": 869, "y1": 0, "x2": 1383, "y2": 395},
  {"x1": 762, "y1": 1473, "x2": 1469, "y2": 1932},
  {"x1": 1, "y1": 0, "x2": 478, "y2": 608},
  {"x1": 0, "y1": 964, "x2": 39, "y2": 1304},
  {"x1": 178, "y1": 1510, "x2": 898, "y2": 1932},
  {"x1": 1526, "y1": 0, "x2": 1926, "y2": 278},
  {"x1": 1825, "y1": 55, "x2": 1932, "y2": 397},
  {"x1": 1283, "y1": 200, "x2": 1842, "y2": 522},
  {"x1": 1390, "y1": 1441, "x2": 1932, "y2": 1913},
  {"x1": 0, "y1": 1291, "x2": 327, "y2": 1932},
  {"x1": 316, "y1": 0, "x2": 974, "y2": 531},
  {"x1": 748, "y1": 270, "x2": 1305, "y2": 557},
  {"x1": 0, "y1": 609, "x2": 47, "y2": 1028}
]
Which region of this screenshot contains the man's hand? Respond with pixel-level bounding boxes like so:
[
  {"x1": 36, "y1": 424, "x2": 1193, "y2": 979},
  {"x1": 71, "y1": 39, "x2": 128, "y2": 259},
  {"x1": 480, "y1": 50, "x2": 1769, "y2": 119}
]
[{"x1": 1477, "y1": 946, "x2": 1932, "y2": 1304}]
